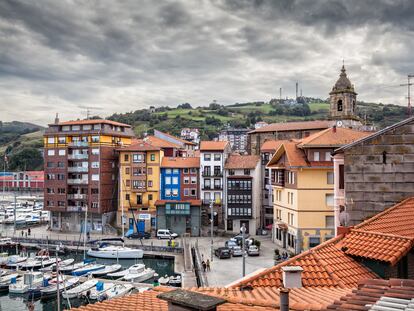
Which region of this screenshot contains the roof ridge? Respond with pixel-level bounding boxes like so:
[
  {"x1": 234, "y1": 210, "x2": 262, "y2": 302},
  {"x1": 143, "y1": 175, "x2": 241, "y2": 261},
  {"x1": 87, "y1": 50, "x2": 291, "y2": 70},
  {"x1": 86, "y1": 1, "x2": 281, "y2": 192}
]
[
  {"x1": 354, "y1": 197, "x2": 414, "y2": 230},
  {"x1": 351, "y1": 228, "x2": 414, "y2": 241},
  {"x1": 298, "y1": 128, "x2": 330, "y2": 146}
]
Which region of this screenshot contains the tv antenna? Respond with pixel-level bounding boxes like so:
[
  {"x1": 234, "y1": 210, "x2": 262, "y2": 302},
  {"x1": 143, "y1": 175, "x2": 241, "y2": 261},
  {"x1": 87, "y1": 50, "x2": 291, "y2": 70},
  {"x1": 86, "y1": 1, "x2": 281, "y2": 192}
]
[{"x1": 400, "y1": 74, "x2": 414, "y2": 117}]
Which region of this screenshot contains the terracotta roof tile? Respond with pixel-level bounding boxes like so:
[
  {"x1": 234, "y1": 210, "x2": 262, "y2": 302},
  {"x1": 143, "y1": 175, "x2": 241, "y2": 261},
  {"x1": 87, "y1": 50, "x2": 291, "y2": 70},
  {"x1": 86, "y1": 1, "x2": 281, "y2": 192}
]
[
  {"x1": 161, "y1": 157, "x2": 200, "y2": 168},
  {"x1": 298, "y1": 128, "x2": 371, "y2": 148},
  {"x1": 225, "y1": 155, "x2": 260, "y2": 169},
  {"x1": 144, "y1": 136, "x2": 181, "y2": 149},
  {"x1": 117, "y1": 139, "x2": 161, "y2": 151},
  {"x1": 229, "y1": 236, "x2": 377, "y2": 289},
  {"x1": 249, "y1": 120, "x2": 332, "y2": 134},
  {"x1": 260, "y1": 140, "x2": 286, "y2": 152},
  {"x1": 267, "y1": 142, "x2": 308, "y2": 168},
  {"x1": 54, "y1": 119, "x2": 131, "y2": 127},
  {"x1": 200, "y1": 141, "x2": 229, "y2": 151}
]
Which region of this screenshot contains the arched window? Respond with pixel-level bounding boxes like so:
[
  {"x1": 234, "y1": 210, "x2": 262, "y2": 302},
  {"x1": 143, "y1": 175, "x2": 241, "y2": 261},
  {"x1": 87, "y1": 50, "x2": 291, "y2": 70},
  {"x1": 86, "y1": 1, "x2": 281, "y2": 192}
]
[{"x1": 337, "y1": 100, "x2": 343, "y2": 111}]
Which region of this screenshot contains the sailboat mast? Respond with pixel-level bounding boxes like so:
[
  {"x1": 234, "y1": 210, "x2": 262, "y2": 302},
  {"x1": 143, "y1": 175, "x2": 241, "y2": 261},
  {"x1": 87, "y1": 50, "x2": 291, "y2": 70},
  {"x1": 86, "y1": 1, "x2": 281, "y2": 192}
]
[
  {"x1": 119, "y1": 165, "x2": 124, "y2": 245},
  {"x1": 83, "y1": 204, "x2": 88, "y2": 260}
]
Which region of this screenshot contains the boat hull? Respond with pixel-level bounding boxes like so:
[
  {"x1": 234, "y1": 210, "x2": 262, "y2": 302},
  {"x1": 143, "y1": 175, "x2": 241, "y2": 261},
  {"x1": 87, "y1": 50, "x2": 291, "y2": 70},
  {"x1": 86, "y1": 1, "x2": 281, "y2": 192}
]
[{"x1": 87, "y1": 249, "x2": 143, "y2": 259}]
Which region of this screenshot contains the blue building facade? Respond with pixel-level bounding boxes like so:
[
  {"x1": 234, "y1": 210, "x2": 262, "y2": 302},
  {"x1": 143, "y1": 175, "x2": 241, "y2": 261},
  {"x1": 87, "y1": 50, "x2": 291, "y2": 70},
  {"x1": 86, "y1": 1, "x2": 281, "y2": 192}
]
[{"x1": 160, "y1": 168, "x2": 181, "y2": 200}]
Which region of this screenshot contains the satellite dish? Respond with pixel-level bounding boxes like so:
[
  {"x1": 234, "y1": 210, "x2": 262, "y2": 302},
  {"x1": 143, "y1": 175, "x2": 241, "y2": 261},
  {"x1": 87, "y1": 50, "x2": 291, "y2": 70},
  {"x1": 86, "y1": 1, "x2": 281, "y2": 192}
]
[
  {"x1": 339, "y1": 211, "x2": 350, "y2": 226},
  {"x1": 336, "y1": 120, "x2": 343, "y2": 127}
]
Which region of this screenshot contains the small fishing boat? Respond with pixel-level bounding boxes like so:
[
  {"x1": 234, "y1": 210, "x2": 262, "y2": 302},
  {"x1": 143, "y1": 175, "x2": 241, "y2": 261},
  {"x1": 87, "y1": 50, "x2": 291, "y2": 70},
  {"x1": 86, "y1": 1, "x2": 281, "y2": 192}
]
[
  {"x1": 40, "y1": 276, "x2": 80, "y2": 300},
  {"x1": 107, "y1": 263, "x2": 145, "y2": 278},
  {"x1": 87, "y1": 238, "x2": 143, "y2": 259},
  {"x1": 60, "y1": 261, "x2": 88, "y2": 273},
  {"x1": 103, "y1": 283, "x2": 134, "y2": 299},
  {"x1": 72, "y1": 263, "x2": 105, "y2": 276},
  {"x1": 123, "y1": 265, "x2": 155, "y2": 283},
  {"x1": 6, "y1": 255, "x2": 27, "y2": 268},
  {"x1": 20, "y1": 256, "x2": 58, "y2": 270},
  {"x1": 89, "y1": 281, "x2": 115, "y2": 301},
  {"x1": 62, "y1": 279, "x2": 98, "y2": 299},
  {"x1": 40, "y1": 258, "x2": 75, "y2": 272},
  {"x1": 90, "y1": 264, "x2": 122, "y2": 277},
  {"x1": 9, "y1": 271, "x2": 46, "y2": 295},
  {"x1": 158, "y1": 275, "x2": 170, "y2": 286},
  {"x1": 0, "y1": 274, "x2": 20, "y2": 293}
]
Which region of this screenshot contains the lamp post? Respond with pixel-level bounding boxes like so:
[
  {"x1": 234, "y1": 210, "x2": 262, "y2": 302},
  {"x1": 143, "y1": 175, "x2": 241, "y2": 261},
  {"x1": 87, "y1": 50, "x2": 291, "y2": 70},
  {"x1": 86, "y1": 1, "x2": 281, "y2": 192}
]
[{"x1": 241, "y1": 223, "x2": 246, "y2": 277}]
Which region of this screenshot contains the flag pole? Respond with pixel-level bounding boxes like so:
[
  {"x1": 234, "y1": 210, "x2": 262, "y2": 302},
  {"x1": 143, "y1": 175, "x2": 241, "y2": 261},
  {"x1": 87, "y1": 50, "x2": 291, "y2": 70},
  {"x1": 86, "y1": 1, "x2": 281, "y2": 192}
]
[{"x1": 2, "y1": 154, "x2": 6, "y2": 199}]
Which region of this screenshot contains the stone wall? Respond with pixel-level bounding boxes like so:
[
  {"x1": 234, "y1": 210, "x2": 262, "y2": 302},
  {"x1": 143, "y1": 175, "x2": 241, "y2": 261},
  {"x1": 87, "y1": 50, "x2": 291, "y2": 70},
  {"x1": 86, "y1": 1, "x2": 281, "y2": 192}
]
[{"x1": 344, "y1": 121, "x2": 414, "y2": 224}]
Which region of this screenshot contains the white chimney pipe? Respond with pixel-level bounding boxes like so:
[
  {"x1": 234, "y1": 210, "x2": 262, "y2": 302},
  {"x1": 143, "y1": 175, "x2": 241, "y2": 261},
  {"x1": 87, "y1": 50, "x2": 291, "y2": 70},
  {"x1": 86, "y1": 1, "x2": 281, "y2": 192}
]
[{"x1": 282, "y1": 266, "x2": 303, "y2": 288}]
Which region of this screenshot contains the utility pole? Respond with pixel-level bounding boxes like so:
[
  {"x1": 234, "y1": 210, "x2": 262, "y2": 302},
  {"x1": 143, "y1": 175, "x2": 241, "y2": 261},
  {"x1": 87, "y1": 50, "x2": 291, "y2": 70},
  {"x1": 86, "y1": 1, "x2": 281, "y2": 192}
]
[
  {"x1": 210, "y1": 200, "x2": 214, "y2": 262},
  {"x1": 400, "y1": 74, "x2": 414, "y2": 117},
  {"x1": 295, "y1": 82, "x2": 298, "y2": 100}
]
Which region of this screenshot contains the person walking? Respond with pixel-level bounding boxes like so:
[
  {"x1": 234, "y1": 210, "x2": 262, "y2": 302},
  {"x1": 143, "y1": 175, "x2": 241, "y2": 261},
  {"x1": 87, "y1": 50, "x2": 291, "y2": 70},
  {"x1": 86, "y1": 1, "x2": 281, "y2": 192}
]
[
  {"x1": 206, "y1": 259, "x2": 211, "y2": 272},
  {"x1": 28, "y1": 228, "x2": 31, "y2": 236},
  {"x1": 201, "y1": 260, "x2": 206, "y2": 272},
  {"x1": 21, "y1": 230, "x2": 24, "y2": 237}
]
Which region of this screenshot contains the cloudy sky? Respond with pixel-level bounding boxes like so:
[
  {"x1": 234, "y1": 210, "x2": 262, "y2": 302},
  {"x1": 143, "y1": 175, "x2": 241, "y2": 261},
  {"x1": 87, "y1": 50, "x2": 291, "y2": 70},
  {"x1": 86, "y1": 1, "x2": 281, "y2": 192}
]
[{"x1": 0, "y1": 0, "x2": 413, "y2": 125}]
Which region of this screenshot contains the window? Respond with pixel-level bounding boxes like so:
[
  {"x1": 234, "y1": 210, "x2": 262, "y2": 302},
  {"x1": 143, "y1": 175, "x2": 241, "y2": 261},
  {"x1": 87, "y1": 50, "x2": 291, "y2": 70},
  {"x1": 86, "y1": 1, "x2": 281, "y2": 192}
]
[
  {"x1": 190, "y1": 168, "x2": 197, "y2": 174},
  {"x1": 125, "y1": 167, "x2": 130, "y2": 175},
  {"x1": 214, "y1": 166, "x2": 221, "y2": 176},
  {"x1": 57, "y1": 174, "x2": 65, "y2": 180},
  {"x1": 173, "y1": 169, "x2": 179, "y2": 174},
  {"x1": 204, "y1": 154, "x2": 211, "y2": 161},
  {"x1": 148, "y1": 194, "x2": 153, "y2": 201},
  {"x1": 91, "y1": 162, "x2": 99, "y2": 169},
  {"x1": 46, "y1": 174, "x2": 55, "y2": 180},
  {"x1": 191, "y1": 189, "x2": 196, "y2": 196},
  {"x1": 382, "y1": 151, "x2": 387, "y2": 164},
  {"x1": 58, "y1": 188, "x2": 65, "y2": 194},
  {"x1": 287, "y1": 171, "x2": 295, "y2": 184},
  {"x1": 314, "y1": 151, "x2": 320, "y2": 161},
  {"x1": 124, "y1": 154, "x2": 129, "y2": 162},
  {"x1": 204, "y1": 192, "x2": 211, "y2": 201},
  {"x1": 183, "y1": 168, "x2": 189, "y2": 174},
  {"x1": 91, "y1": 174, "x2": 99, "y2": 181},
  {"x1": 339, "y1": 165, "x2": 344, "y2": 189},
  {"x1": 165, "y1": 189, "x2": 171, "y2": 197},
  {"x1": 125, "y1": 194, "x2": 130, "y2": 201},
  {"x1": 47, "y1": 188, "x2": 55, "y2": 194},
  {"x1": 150, "y1": 154, "x2": 155, "y2": 161},
  {"x1": 137, "y1": 195, "x2": 142, "y2": 204},
  {"x1": 47, "y1": 137, "x2": 55, "y2": 144},
  {"x1": 244, "y1": 169, "x2": 250, "y2": 175},
  {"x1": 165, "y1": 177, "x2": 171, "y2": 184},
  {"x1": 58, "y1": 137, "x2": 65, "y2": 144},
  {"x1": 184, "y1": 177, "x2": 190, "y2": 184},
  {"x1": 325, "y1": 152, "x2": 331, "y2": 161},
  {"x1": 83, "y1": 124, "x2": 92, "y2": 130},
  {"x1": 62, "y1": 126, "x2": 70, "y2": 131},
  {"x1": 58, "y1": 201, "x2": 65, "y2": 207},
  {"x1": 93, "y1": 124, "x2": 101, "y2": 130},
  {"x1": 47, "y1": 162, "x2": 54, "y2": 168},
  {"x1": 126, "y1": 180, "x2": 130, "y2": 187},
  {"x1": 47, "y1": 149, "x2": 55, "y2": 156},
  {"x1": 91, "y1": 148, "x2": 99, "y2": 155},
  {"x1": 191, "y1": 177, "x2": 196, "y2": 184},
  {"x1": 148, "y1": 168, "x2": 153, "y2": 175},
  {"x1": 165, "y1": 169, "x2": 171, "y2": 174},
  {"x1": 92, "y1": 202, "x2": 99, "y2": 208},
  {"x1": 184, "y1": 188, "x2": 189, "y2": 196},
  {"x1": 327, "y1": 172, "x2": 334, "y2": 185},
  {"x1": 337, "y1": 100, "x2": 343, "y2": 111},
  {"x1": 325, "y1": 216, "x2": 334, "y2": 228},
  {"x1": 309, "y1": 237, "x2": 321, "y2": 248},
  {"x1": 214, "y1": 154, "x2": 221, "y2": 161},
  {"x1": 58, "y1": 149, "x2": 66, "y2": 156},
  {"x1": 172, "y1": 177, "x2": 178, "y2": 185},
  {"x1": 91, "y1": 188, "x2": 99, "y2": 194},
  {"x1": 325, "y1": 193, "x2": 334, "y2": 206},
  {"x1": 91, "y1": 136, "x2": 99, "y2": 143},
  {"x1": 72, "y1": 125, "x2": 80, "y2": 131},
  {"x1": 172, "y1": 189, "x2": 178, "y2": 197},
  {"x1": 148, "y1": 180, "x2": 153, "y2": 187},
  {"x1": 133, "y1": 154, "x2": 144, "y2": 163}
]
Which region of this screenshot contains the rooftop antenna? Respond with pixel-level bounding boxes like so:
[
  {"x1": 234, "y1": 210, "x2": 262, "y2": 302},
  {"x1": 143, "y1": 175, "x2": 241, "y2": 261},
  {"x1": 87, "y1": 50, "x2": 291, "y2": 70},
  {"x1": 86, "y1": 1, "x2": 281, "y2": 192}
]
[
  {"x1": 295, "y1": 81, "x2": 298, "y2": 99},
  {"x1": 400, "y1": 74, "x2": 414, "y2": 117},
  {"x1": 86, "y1": 108, "x2": 90, "y2": 120},
  {"x1": 279, "y1": 87, "x2": 282, "y2": 101}
]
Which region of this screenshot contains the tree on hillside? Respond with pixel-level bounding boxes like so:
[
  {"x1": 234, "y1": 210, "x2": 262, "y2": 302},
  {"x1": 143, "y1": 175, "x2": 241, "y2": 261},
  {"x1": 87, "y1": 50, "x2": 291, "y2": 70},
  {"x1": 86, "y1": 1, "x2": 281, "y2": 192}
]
[
  {"x1": 7, "y1": 148, "x2": 43, "y2": 171},
  {"x1": 177, "y1": 103, "x2": 192, "y2": 109}
]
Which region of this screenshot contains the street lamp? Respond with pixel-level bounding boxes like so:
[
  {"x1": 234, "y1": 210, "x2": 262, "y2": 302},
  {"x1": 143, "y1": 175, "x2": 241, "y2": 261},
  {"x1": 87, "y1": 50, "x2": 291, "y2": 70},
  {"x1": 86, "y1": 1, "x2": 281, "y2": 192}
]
[{"x1": 241, "y1": 223, "x2": 246, "y2": 277}]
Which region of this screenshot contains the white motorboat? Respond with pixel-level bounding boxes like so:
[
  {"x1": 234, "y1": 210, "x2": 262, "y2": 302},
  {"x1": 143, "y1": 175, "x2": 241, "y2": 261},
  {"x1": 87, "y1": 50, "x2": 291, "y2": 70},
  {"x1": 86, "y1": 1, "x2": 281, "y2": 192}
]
[
  {"x1": 40, "y1": 276, "x2": 80, "y2": 299},
  {"x1": 72, "y1": 263, "x2": 105, "y2": 276},
  {"x1": 40, "y1": 258, "x2": 75, "y2": 272},
  {"x1": 158, "y1": 275, "x2": 170, "y2": 286},
  {"x1": 62, "y1": 279, "x2": 98, "y2": 299},
  {"x1": 87, "y1": 238, "x2": 143, "y2": 259},
  {"x1": 89, "y1": 281, "x2": 115, "y2": 301},
  {"x1": 107, "y1": 263, "x2": 145, "y2": 278},
  {"x1": 9, "y1": 271, "x2": 46, "y2": 295},
  {"x1": 60, "y1": 261, "x2": 88, "y2": 273},
  {"x1": 20, "y1": 256, "x2": 58, "y2": 270},
  {"x1": 168, "y1": 275, "x2": 182, "y2": 287},
  {"x1": 90, "y1": 264, "x2": 122, "y2": 277},
  {"x1": 6, "y1": 255, "x2": 27, "y2": 268},
  {"x1": 104, "y1": 283, "x2": 134, "y2": 299},
  {"x1": 123, "y1": 265, "x2": 155, "y2": 283}
]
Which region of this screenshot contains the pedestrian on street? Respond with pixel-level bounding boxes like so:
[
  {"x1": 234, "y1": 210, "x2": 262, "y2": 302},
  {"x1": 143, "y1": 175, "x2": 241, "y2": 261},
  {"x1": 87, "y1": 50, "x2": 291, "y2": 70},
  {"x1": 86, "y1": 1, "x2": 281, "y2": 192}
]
[
  {"x1": 201, "y1": 260, "x2": 206, "y2": 272},
  {"x1": 28, "y1": 228, "x2": 31, "y2": 236},
  {"x1": 21, "y1": 230, "x2": 24, "y2": 237},
  {"x1": 86, "y1": 231, "x2": 90, "y2": 241},
  {"x1": 206, "y1": 259, "x2": 211, "y2": 271},
  {"x1": 25, "y1": 232, "x2": 27, "y2": 238}
]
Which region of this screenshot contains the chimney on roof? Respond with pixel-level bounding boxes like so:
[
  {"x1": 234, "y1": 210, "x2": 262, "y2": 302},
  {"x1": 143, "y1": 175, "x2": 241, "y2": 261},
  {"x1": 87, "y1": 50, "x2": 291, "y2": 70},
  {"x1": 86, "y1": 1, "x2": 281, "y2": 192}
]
[
  {"x1": 54, "y1": 113, "x2": 59, "y2": 124},
  {"x1": 280, "y1": 288, "x2": 290, "y2": 311},
  {"x1": 157, "y1": 289, "x2": 226, "y2": 311},
  {"x1": 282, "y1": 266, "x2": 303, "y2": 288}
]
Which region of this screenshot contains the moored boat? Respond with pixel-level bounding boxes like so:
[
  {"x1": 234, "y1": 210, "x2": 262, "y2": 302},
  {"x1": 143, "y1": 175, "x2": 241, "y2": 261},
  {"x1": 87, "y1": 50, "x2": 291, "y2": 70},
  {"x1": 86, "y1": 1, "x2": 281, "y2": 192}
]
[
  {"x1": 72, "y1": 263, "x2": 105, "y2": 276},
  {"x1": 122, "y1": 265, "x2": 155, "y2": 283},
  {"x1": 9, "y1": 271, "x2": 46, "y2": 295},
  {"x1": 40, "y1": 276, "x2": 80, "y2": 300},
  {"x1": 87, "y1": 239, "x2": 143, "y2": 259},
  {"x1": 62, "y1": 279, "x2": 98, "y2": 299},
  {"x1": 89, "y1": 281, "x2": 115, "y2": 301},
  {"x1": 90, "y1": 264, "x2": 122, "y2": 277},
  {"x1": 107, "y1": 263, "x2": 145, "y2": 278}
]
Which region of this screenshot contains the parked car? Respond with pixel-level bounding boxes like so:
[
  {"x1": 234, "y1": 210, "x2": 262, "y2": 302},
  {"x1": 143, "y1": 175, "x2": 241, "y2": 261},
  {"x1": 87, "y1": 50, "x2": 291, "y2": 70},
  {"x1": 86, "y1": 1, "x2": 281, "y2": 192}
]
[
  {"x1": 214, "y1": 247, "x2": 231, "y2": 259},
  {"x1": 231, "y1": 246, "x2": 243, "y2": 257},
  {"x1": 126, "y1": 231, "x2": 151, "y2": 239},
  {"x1": 247, "y1": 245, "x2": 260, "y2": 256},
  {"x1": 157, "y1": 229, "x2": 178, "y2": 240},
  {"x1": 225, "y1": 240, "x2": 238, "y2": 250},
  {"x1": 232, "y1": 234, "x2": 252, "y2": 246}
]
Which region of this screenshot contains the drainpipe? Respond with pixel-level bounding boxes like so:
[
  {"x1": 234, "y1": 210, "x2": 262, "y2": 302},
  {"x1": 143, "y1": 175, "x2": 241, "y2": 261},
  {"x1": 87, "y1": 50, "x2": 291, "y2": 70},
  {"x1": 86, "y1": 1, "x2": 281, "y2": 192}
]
[{"x1": 280, "y1": 288, "x2": 289, "y2": 311}]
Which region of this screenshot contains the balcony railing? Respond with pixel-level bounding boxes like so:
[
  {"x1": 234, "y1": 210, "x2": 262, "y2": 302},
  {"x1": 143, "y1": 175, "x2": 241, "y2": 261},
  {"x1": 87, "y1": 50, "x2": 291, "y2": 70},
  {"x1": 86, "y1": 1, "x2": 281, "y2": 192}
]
[
  {"x1": 67, "y1": 167, "x2": 88, "y2": 173},
  {"x1": 202, "y1": 171, "x2": 223, "y2": 177},
  {"x1": 67, "y1": 194, "x2": 88, "y2": 200},
  {"x1": 202, "y1": 199, "x2": 222, "y2": 205},
  {"x1": 67, "y1": 206, "x2": 87, "y2": 212},
  {"x1": 213, "y1": 172, "x2": 223, "y2": 177},
  {"x1": 213, "y1": 185, "x2": 222, "y2": 190},
  {"x1": 202, "y1": 172, "x2": 211, "y2": 177},
  {"x1": 202, "y1": 185, "x2": 211, "y2": 190},
  {"x1": 67, "y1": 179, "x2": 88, "y2": 185},
  {"x1": 68, "y1": 154, "x2": 88, "y2": 160},
  {"x1": 68, "y1": 141, "x2": 89, "y2": 147}
]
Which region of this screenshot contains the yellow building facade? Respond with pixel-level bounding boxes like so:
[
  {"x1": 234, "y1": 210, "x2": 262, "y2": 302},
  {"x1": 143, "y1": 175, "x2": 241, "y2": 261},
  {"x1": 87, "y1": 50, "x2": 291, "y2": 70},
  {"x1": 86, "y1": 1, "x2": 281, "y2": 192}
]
[{"x1": 117, "y1": 141, "x2": 164, "y2": 233}]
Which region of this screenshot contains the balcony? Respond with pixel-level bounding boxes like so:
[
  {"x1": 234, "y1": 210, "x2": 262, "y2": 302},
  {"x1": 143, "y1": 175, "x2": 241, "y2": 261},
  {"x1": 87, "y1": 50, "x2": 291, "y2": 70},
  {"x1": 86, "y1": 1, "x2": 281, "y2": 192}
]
[
  {"x1": 202, "y1": 185, "x2": 212, "y2": 190},
  {"x1": 68, "y1": 141, "x2": 89, "y2": 147},
  {"x1": 202, "y1": 199, "x2": 221, "y2": 205},
  {"x1": 68, "y1": 154, "x2": 88, "y2": 160},
  {"x1": 67, "y1": 167, "x2": 88, "y2": 173},
  {"x1": 202, "y1": 171, "x2": 223, "y2": 177},
  {"x1": 213, "y1": 185, "x2": 223, "y2": 190},
  {"x1": 67, "y1": 194, "x2": 88, "y2": 200},
  {"x1": 67, "y1": 206, "x2": 87, "y2": 212},
  {"x1": 67, "y1": 179, "x2": 88, "y2": 185},
  {"x1": 202, "y1": 172, "x2": 211, "y2": 177}
]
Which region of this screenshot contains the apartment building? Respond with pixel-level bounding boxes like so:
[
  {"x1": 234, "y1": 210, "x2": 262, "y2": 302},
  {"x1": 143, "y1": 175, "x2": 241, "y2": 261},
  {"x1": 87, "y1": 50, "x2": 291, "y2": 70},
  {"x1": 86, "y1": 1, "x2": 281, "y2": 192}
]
[
  {"x1": 224, "y1": 155, "x2": 261, "y2": 234},
  {"x1": 180, "y1": 128, "x2": 200, "y2": 145},
  {"x1": 44, "y1": 119, "x2": 134, "y2": 232},
  {"x1": 153, "y1": 129, "x2": 197, "y2": 157},
  {"x1": 219, "y1": 128, "x2": 249, "y2": 153},
  {"x1": 267, "y1": 127, "x2": 369, "y2": 253},
  {"x1": 199, "y1": 141, "x2": 231, "y2": 228},
  {"x1": 156, "y1": 157, "x2": 201, "y2": 236},
  {"x1": 117, "y1": 140, "x2": 164, "y2": 233}
]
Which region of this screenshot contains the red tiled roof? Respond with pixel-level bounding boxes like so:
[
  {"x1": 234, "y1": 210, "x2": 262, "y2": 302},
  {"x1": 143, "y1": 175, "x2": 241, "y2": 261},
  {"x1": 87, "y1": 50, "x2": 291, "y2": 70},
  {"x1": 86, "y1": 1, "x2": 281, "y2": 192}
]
[
  {"x1": 260, "y1": 140, "x2": 285, "y2": 152},
  {"x1": 325, "y1": 278, "x2": 414, "y2": 311},
  {"x1": 118, "y1": 139, "x2": 161, "y2": 151},
  {"x1": 298, "y1": 128, "x2": 371, "y2": 148},
  {"x1": 156, "y1": 130, "x2": 197, "y2": 145},
  {"x1": 144, "y1": 136, "x2": 181, "y2": 149},
  {"x1": 339, "y1": 197, "x2": 414, "y2": 265},
  {"x1": 229, "y1": 236, "x2": 377, "y2": 289},
  {"x1": 225, "y1": 155, "x2": 260, "y2": 169},
  {"x1": 155, "y1": 199, "x2": 202, "y2": 206},
  {"x1": 54, "y1": 119, "x2": 131, "y2": 127},
  {"x1": 161, "y1": 157, "x2": 200, "y2": 168},
  {"x1": 266, "y1": 142, "x2": 309, "y2": 168},
  {"x1": 249, "y1": 120, "x2": 332, "y2": 134},
  {"x1": 200, "y1": 141, "x2": 229, "y2": 151}
]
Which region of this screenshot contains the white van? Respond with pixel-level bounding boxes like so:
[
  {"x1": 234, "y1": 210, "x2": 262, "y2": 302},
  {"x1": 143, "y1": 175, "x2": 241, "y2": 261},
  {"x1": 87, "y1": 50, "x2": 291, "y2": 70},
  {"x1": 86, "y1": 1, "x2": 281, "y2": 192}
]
[{"x1": 157, "y1": 229, "x2": 178, "y2": 240}]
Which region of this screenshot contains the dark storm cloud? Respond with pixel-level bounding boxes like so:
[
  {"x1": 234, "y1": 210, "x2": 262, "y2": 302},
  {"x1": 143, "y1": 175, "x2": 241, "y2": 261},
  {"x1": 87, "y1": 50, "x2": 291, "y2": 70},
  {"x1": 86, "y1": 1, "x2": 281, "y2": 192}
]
[{"x1": 0, "y1": 0, "x2": 413, "y2": 124}]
